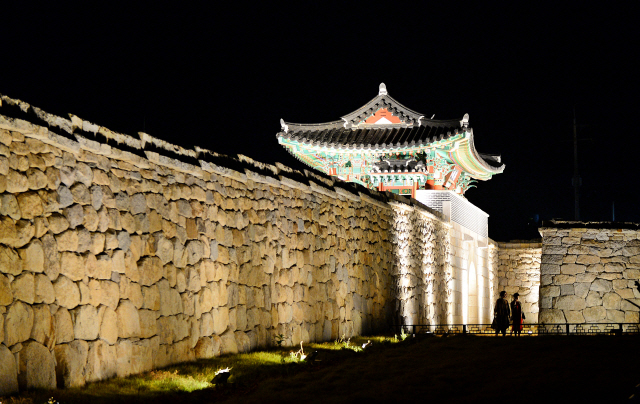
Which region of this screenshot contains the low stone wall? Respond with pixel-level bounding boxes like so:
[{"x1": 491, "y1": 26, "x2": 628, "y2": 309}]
[
  {"x1": 0, "y1": 94, "x2": 462, "y2": 394},
  {"x1": 496, "y1": 241, "x2": 541, "y2": 322},
  {"x1": 538, "y1": 220, "x2": 640, "y2": 324}
]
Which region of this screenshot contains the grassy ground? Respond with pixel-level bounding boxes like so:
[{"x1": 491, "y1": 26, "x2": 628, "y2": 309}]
[{"x1": 2, "y1": 335, "x2": 639, "y2": 403}]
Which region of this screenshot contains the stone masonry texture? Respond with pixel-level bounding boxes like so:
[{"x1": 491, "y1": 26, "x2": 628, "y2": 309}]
[
  {"x1": 0, "y1": 94, "x2": 468, "y2": 392},
  {"x1": 6, "y1": 94, "x2": 627, "y2": 394},
  {"x1": 539, "y1": 221, "x2": 640, "y2": 325},
  {"x1": 496, "y1": 242, "x2": 541, "y2": 323}
]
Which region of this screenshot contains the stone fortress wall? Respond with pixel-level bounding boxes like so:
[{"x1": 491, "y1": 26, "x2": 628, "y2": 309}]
[
  {"x1": 495, "y1": 241, "x2": 542, "y2": 323},
  {"x1": 538, "y1": 220, "x2": 640, "y2": 325},
  {"x1": 4, "y1": 94, "x2": 634, "y2": 396},
  {"x1": 0, "y1": 94, "x2": 478, "y2": 393}
]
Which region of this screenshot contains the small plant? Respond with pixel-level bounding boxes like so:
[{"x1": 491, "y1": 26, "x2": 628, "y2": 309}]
[
  {"x1": 399, "y1": 328, "x2": 409, "y2": 341},
  {"x1": 274, "y1": 333, "x2": 285, "y2": 347},
  {"x1": 333, "y1": 335, "x2": 366, "y2": 352},
  {"x1": 289, "y1": 341, "x2": 307, "y2": 362},
  {"x1": 211, "y1": 367, "x2": 232, "y2": 385}
]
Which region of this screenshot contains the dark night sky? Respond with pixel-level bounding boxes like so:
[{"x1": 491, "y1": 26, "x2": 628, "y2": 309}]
[{"x1": 2, "y1": 3, "x2": 639, "y2": 241}]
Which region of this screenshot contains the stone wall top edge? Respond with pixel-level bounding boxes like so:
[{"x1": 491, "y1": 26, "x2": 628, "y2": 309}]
[
  {"x1": 496, "y1": 243, "x2": 542, "y2": 250},
  {"x1": 496, "y1": 239, "x2": 542, "y2": 249},
  {"x1": 0, "y1": 93, "x2": 421, "y2": 213},
  {"x1": 540, "y1": 220, "x2": 640, "y2": 231}
]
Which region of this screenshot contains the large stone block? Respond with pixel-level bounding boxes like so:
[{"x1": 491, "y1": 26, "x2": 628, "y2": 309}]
[
  {"x1": 182, "y1": 240, "x2": 204, "y2": 266},
  {"x1": 54, "y1": 307, "x2": 75, "y2": 343},
  {"x1": 4, "y1": 301, "x2": 34, "y2": 346},
  {"x1": 560, "y1": 284, "x2": 574, "y2": 296},
  {"x1": 0, "y1": 344, "x2": 18, "y2": 395},
  {"x1": 138, "y1": 256, "x2": 163, "y2": 286},
  {"x1": 553, "y1": 275, "x2": 576, "y2": 285},
  {"x1": 604, "y1": 262, "x2": 625, "y2": 273},
  {"x1": 574, "y1": 282, "x2": 591, "y2": 298},
  {"x1": 194, "y1": 336, "x2": 221, "y2": 359},
  {"x1": 16, "y1": 191, "x2": 44, "y2": 219},
  {"x1": 0, "y1": 273, "x2": 13, "y2": 305},
  {"x1": 583, "y1": 306, "x2": 607, "y2": 322},
  {"x1": 130, "y1": 193, "x2": 147, "y2": 215},
  {"x1": 54, "y1": 275, "x2": 81, "y2": 309},
  {"x1": 11, "y1": 272, "x2": 35, "y2": 303},
  {"x1": 99, "y1": 306, "x2": 119, "y2": 345},
  {"x1": 6, "y1": 170, "x2": 28, "y2": 193},
  {"x1": 590, "y1": 279, "x2": 613, "y2": 292},
  {"x1": 18, "y1": 341, "x2": 56, "y2": 390},
  {"x1": 0, "y1": 245, "x2": 21, "y2": 276},
  {"x1": 17, "y1": 240, "x2": 44, "y2": 275},
  {"x1": 158, "y1": 279, "x2": 182, "y2": 316},
  {"x1": 59, "y1": 252, "x2": 85, "y2": 281},
  {"x1": 32, "y1": 272, "x2": 54, "y2": 305},
  {"x1": 116, "y1": 300, "x2": 141, "y2": 338},
  {"x1": 563, "y1": 310, "x2": 585, "y2": 323},
  {"x1": 235, "y1": 331, "x2": 251, "y2": 353},
  {"x1": 560, "y1": 263, "x2": 585, "y2": 275},
  {"x1": 606, "y1": 309, "x2": 625, "y2": 323},
  {"x1": 576, "y1": 255, "x2": 600, "y2": 265},
  {"x1": 115, "y1": 339, "x2": 154, "y2": 379},
  {"x1": 30, "y1": 304, "x2": 54, "y2": 347},
  {"x1": 139, "y1": 309, "x2": 158, "y2": 339},
  {"x1": 73, "y1": 304, "x2": 100, "y2": 340},
  {"x1": 556, "y1": 295, "x2": 586, "y2": 311},
  {"x1": 576, "y1": 273, "x2": 596, "y2": 283},
  {"x1": 185, "y1": 265, "x2": 201, "y2": 292},
  {"x1": 56, "y1": 229, "x2": 79, "y2": 252},
  {"x1": 220, "y1": 330, "x2": 238, "y2": 354},
  {"x1": 84, "y1": 340, "x2": 117, "y2": 383},
  {"x1": 64, "y1": 204, "x2": 84, "y2": 229},
  {"x1": 602, "y1": 292, "x2": 621, "y2": 310},
  {"x1": 212, "y1": 306, "x2": 229, "y2": 335},
  {"x1": 54, "y1": 340, "x2": 89, "y2": 388},
  {"x1": 156, "y1": 235, "x2": 173, "y2": 264},
  {"x1": 18, "y1": 340, "x2": 56, "y2": 390},
  {"x1": 539, "y1": 309, "x2": 565, "y2": 324}
]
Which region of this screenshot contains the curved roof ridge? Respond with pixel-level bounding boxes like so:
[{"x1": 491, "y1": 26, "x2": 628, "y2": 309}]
[{"x1": 283, "y1": 120, "x2": 344, "y2": 127}]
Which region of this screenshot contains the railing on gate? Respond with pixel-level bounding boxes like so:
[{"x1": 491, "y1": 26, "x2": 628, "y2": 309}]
[{"x1": 393, "y1": 323, "x2": 640, "y2": 336}]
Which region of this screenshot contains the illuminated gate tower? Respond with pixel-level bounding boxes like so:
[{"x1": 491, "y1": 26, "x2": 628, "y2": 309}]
[
  {"x1": 278, "y1": 84, "x2": 506, "y2": 325},
  {"x1": 277, "y1": 83, "x2": 504, "y2": 197}
]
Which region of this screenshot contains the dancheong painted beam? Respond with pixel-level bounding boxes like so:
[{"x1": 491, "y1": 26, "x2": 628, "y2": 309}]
[{"x1": 277, "y1": 83, "x2": 504, "y2": 198}]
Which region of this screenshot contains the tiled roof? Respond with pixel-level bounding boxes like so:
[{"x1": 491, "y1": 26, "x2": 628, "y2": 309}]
[
  {"x1": 279, "y1": 119, "x2": 463, "y2": 149},
  {"x1": 277, "y1": 83, "x2": 467, "y2": 150}
]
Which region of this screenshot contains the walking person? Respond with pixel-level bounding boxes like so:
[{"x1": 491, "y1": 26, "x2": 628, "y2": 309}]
[
  {"x1": 493, "y1": 291, "x2": 510, "y2": 336},
  {"x1": 510, "y1": 293, "x2": 525, "y2": 336}
]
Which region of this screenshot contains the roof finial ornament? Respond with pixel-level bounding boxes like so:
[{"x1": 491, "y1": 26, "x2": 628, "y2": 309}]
[
  {"x1": 378, "y1": 83, "x2": 388, "y2": 96},
  {"x1": 460, "y1": 113, "x2": 469, "y2": 128},
  {"x1": 280, "y1": 118, "x2": 289, "y2": 133}
]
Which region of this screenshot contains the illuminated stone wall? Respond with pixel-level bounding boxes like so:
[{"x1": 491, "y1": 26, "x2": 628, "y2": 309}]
[
  {"x1": 0, "y1": 94, "x2": 447, "y2": 393},
  {"x1": 449, "y1": 222, "x2": 495, "y2": 325},
  {"x1": 495, "y1": 241, "x2": 541, "y2": 323},
  {"x1": 538, "y1": 221, "x2": 640, "y2": 325},
  {"x1": 389, "y1": 202, "x2": 452, "y2": 327},
  {"x1": 0, "y1": 94, "x2": 506, "y2": 394}
]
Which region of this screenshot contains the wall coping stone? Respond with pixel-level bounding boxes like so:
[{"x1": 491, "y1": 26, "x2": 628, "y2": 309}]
[
  {"x1": 540, "y1": 220, "x2": 640, "y2": 231},
  {"x1": 497, "y1": 241, "x2": 542, "y2": 249},
  {"x1": 0, "y1": 92, "x2": 454, "y2": 219}
]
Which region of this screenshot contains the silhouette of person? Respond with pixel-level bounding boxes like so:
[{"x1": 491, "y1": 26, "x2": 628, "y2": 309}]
[
  {"x1": 494, "y1": 291, "x2": 510, "y2": 336},
  {"x1": 510, "y1": 293, "x2": 525, "y2": 336}
]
